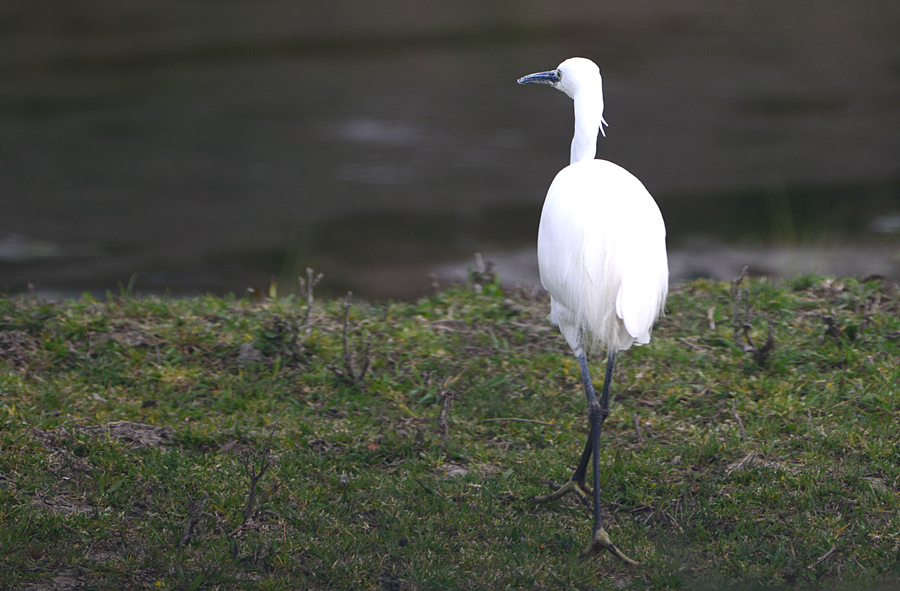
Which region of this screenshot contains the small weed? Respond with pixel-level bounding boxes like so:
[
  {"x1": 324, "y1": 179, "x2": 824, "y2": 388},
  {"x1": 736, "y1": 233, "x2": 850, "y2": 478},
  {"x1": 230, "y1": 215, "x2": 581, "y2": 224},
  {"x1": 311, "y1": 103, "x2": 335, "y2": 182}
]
[
  {"x1": 731, "y1": 267, "x2": 776, "y2": 366},
  {"x1": 328, "y1": 294, "x2": 371, "y2": 386}
]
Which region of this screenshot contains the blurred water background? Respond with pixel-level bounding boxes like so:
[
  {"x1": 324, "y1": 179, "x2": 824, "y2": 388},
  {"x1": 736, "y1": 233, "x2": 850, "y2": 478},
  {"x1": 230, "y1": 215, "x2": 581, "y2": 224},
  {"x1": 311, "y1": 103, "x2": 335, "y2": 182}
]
[{"x1": 2, "y1": 0, "x2": 899, "y2": 299}]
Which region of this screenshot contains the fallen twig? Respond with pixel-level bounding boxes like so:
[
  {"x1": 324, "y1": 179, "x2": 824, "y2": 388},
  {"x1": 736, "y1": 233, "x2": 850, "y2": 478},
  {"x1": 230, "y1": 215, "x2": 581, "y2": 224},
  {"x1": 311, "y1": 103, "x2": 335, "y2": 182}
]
[
  {"x1": 807, "y1": 545, "x2": 839, "y2": 570},
  {"x1": 482, "y1": 417, "x2": 555, "y2": 426},
  {"x1": 678, "y1": 337, "x2": 711, "y2": 351},
  {"x1": 725, "y1": 451, "x2": 761, "y2": 475}
]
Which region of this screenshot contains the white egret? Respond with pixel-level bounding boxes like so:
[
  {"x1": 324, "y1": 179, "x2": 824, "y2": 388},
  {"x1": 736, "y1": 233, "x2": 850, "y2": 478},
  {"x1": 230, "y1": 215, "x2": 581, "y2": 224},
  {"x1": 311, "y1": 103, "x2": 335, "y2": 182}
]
[{"x1": 518, "y1": 57, "x2": 668, "y2": 563}]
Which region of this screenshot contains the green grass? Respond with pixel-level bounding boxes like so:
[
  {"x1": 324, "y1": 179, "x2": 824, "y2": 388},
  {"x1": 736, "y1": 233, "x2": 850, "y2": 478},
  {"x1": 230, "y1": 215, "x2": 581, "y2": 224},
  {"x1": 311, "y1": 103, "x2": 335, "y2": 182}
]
[{"x1": 1, "y1": 275, "x2": 899, "y2": 590}]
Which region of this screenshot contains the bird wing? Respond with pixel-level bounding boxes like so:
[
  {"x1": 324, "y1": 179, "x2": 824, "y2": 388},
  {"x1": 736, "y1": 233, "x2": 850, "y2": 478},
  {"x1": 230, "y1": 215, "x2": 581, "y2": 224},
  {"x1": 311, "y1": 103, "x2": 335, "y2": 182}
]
[
  {"x1": 611, "y1": 184, "x2": 668, "y2": 344},
  {"x1": 615, "y1": 237, "x2": 668, "y2": 343}
]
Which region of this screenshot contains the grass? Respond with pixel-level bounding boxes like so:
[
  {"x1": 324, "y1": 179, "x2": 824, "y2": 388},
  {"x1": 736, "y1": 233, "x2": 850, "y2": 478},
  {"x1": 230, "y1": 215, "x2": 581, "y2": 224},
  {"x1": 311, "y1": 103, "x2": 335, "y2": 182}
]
[{"x1": 1, "y1": 272, "x2": 899, "y2": 590}]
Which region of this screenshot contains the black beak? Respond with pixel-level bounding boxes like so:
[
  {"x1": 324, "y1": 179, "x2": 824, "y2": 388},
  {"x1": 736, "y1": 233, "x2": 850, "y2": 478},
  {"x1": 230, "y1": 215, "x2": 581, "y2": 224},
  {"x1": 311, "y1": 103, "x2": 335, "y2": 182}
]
[{"x1": 517, "y1": 69, "x2": 560, "y2": 85}]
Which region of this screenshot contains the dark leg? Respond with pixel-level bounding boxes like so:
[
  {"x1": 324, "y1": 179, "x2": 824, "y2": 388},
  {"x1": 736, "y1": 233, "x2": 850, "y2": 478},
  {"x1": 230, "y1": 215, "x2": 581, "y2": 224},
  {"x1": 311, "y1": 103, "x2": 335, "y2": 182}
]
[
  {"x1": 530, "y1": 353, "x2": 600, "y2": 505},
  {"x1": 533, "y1": 350, "x2": 637, "y2": 564},
  {"x1": 532, "y1": 350, "x2": 607, "y2": 505},
  {"x1": 531, "y1": 427, "x2": 594, "y2": 504},
  {"x1": 581, "y1": 351, "x2": 638, "y2": 564}
]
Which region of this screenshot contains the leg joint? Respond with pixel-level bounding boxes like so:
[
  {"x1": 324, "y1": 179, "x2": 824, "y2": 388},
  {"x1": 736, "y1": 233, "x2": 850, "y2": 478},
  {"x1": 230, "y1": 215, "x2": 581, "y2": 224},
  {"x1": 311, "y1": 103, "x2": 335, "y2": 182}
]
[{"x1": 588, "y1": 401, "x2": 609, "y2": 425}]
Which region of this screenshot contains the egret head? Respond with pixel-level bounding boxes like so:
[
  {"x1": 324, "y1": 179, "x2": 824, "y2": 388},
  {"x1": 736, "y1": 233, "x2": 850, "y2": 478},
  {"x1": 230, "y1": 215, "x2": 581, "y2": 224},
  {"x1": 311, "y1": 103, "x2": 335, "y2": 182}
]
[
  {"x1": 518, "y1": 57, "x2": 608, "y2": 146},
  {"x1": 517, "y1": 57, "x2": 602, "y2": 100}
]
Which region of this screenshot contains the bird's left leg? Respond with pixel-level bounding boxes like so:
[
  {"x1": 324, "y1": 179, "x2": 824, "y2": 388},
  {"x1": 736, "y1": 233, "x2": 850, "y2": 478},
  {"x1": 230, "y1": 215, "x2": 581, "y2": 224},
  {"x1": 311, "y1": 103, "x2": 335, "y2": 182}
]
[
  {"x1": 531, "y1": 429, "x2": 594, "y2": 505},
  {"x1": 531, "y1": 347, "x2": 598, "y2": 506}
]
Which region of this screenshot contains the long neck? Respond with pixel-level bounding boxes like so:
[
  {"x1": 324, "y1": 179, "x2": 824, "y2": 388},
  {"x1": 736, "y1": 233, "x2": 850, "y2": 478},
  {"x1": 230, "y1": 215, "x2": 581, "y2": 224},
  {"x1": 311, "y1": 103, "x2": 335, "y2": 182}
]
[{"x1": 569, "y1": 87, "x2": 605, "y2": 165}]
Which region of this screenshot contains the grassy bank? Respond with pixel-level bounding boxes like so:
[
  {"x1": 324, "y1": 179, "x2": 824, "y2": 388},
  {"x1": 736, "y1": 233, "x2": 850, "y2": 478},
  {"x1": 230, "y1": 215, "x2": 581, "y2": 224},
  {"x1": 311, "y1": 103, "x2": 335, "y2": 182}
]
[{"x1": 1, "y1": 273, "x2": 898, "y2": 590}]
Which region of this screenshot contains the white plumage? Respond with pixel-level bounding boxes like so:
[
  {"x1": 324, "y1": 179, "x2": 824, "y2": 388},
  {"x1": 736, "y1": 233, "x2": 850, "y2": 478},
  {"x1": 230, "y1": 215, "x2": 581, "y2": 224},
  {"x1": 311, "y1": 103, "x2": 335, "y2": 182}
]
[
  {"x1": 518, "y1": 57, "x2": 668, "y2": 562},
  {"x1": 539, "y1": 158, "x2": 668, "y2": 354}
]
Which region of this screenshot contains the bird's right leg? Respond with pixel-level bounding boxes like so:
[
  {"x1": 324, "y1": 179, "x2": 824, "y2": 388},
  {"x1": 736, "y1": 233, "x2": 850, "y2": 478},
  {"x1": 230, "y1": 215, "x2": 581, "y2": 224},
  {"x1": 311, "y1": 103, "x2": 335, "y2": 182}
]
[{"x1": 580, "y1": 351, "x2": 638, "y2": 564}]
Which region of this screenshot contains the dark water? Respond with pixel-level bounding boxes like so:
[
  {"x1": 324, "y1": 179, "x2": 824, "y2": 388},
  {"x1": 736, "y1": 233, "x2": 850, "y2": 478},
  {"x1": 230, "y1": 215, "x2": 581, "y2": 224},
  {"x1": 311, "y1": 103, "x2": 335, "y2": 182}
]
[{"x1": 2, "y1": 0, "x2": 899, "y2": 299}]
